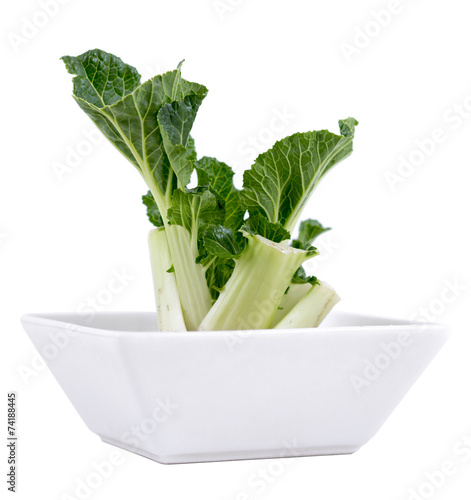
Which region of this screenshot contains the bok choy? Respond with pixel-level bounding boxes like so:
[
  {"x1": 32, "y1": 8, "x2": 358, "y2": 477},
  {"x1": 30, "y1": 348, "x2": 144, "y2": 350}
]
[{"x1": 63, "y1": 49, "x2": 357, "y2": 332}]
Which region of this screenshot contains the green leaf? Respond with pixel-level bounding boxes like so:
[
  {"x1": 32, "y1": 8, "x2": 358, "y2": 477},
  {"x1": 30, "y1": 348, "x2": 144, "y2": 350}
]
[
  {"x1": 158, "y1": 95, "x2": 205, "y2": 187},
  {"x1": 142, "y1": 191, "x2": 164, "y2": 227},
  {"x1": 167, "y1": 188, "x2": 223, "y2": 237},
  {"x1": 224, "y1": 190, "x2": 246, "y2": 231},
  {"x1": 291, "y1": 266, "x2": 319, "y2": 285},
  {"x1": 241, "y1": 118, "x2": 358, "y2": 231},
  {"x1": 205, "y1": 258, "x2": 235, "y2": 301},
  {"x1": 290, "y1": 218, "x2": 323, "y2": 284},
  {"x1": 241, "y1": 214, "x2": 290, "y2": 243},
  {"x1": 292, "y1": 219, "x2": 330, "y2": 249},
  {"x1": 62, "y1": 49, "x2": 207, "y2": 209},
  {"x1": 196, "y1": 156, "x2": 245, "y2": 230},
  {"x1": 196, "y1": 157, "x2": 234, "y2": 200},
  {"x1": 187, "y1": 135, "x2": 197, "y2": 162},
  {"x1": 62, "y1": 49, "x2": 141, "y2": 107},
  {"x1": 203, "y1": 225, "x2": 246, "y2": 259}
]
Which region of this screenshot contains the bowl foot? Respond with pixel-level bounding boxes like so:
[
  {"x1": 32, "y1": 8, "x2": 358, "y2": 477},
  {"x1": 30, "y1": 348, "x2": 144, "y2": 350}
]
[{"x1": 99, "y1": 435, "x2": 361, "y2": 465}]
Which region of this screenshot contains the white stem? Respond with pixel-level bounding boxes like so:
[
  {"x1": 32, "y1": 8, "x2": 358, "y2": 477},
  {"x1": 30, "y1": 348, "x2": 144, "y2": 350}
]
[
  {"x1": 198, "y1": 234, "x2": 310, "y2": 331},
  {"x1": 165, "y1": 224, "x2": 213, "y2": 331},
  {"x1": 148, "y1": 229, "x2": 186, "y2": 331},
  {"x1": 274, "y1": 280, "x2": 340, "y2": 329},
  {"x1": 271, "y1": 282, "x2": 312, "y2": 327}
]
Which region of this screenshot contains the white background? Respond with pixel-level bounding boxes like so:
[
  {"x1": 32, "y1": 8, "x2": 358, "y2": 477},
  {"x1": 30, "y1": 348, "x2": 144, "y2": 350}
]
[{"x1": 2, "y1": 0, "x2": 471, "y2": 498}]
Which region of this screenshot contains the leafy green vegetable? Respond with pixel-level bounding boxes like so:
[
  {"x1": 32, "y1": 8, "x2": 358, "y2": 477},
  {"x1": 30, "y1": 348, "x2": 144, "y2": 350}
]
[
  {"x1": 204, "y1": 258, "x2": 235, "y2": 301},
  {"x1": 198, "y1": 233, "x2": 314, "y2": 331},
  {"x1": 158, "y1": 96, "x2": 205, "y2": 188},
  {"x1": 62, "y1": 51, "x2": 207, "y2": 199},
  {"x1": 196, "y1": 156, "x2": 245, "y2": 230},
  {"x1": 142, "y1": 191, "x2": 163, "y2": 228},
  {"x1": 63, "y1": 49, "x2": 211, "y2": 330},
  {"x1": 191, "y1": 156, "x2": 246, "y2": 298},
  {"x1": 167, "y1": 188, "x2": 222, "y2": 236},
  {"x1": 291, "y1": 266, "x2": 319, "y2": 286},
  {"x1": 196, "y1": 157, "x2": 234, "y2": 200},
  {"x1": 241, "y1": 214, "x2": 290, "y2": 243},
  {"x1": 241, "y1": 119, "x2": 357, "y2": 232},
  {"x1": 292, "y1": 219, "x2": 331, "y2": 250},
  {"x1": 64, "y1": 49, "x2": 357, "y2": 331},
  {"x1": 203, "y1": 225, "x2": 246, "y2": 260},
  {"x1": 288, "y1": 218, "x2": 330, "y2": 286}
]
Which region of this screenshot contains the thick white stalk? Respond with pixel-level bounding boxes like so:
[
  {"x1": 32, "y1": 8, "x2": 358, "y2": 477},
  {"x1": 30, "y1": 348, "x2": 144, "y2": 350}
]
[
  {"x1": 148, "y1": 229, "x2": 186, "y2": 332},
  {"x1": 165, "y1": 224, "x2": 213, "y2": 331},
  {"x1": 198, "y1": 234, "x2": 310, "y2": 331},
  {"x1": 271, "y1": 283, "x2": 312, "y2": 326},
  {"x1": 143, "y1": 174, "x2": 212, "y2": 331},
  {"x1": 274, "y1": 280, "x2": 340, "y2": 329}
]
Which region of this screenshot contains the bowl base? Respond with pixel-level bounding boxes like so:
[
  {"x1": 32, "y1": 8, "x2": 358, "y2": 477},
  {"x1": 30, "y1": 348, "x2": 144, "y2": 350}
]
[{"x1": 99, "y1": 436, "x2": 361, "y2": 464}]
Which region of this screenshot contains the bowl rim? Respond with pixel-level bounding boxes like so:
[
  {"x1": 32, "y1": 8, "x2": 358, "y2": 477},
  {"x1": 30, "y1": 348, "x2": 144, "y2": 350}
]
[{"x1": 20, "y1": 311, "x2": 451, "y2": 339}]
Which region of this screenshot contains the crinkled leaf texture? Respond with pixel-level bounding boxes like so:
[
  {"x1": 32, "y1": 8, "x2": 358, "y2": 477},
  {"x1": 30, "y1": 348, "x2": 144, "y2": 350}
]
[
  {"x1": 291, "y1": 219, "x2": 330, "y2": 250},
  {"x1": 167, "y1": 188, "x2": 223, "y2": 238},
  {"x1": 142, "y1": 191, "x2": 164, "y2": 227},
  {"x1": 241, "y1": 118, "x2": 358, "y2": 232},
  {"x1": 290, "y1": 218, "x2": 329, "y2": 285},
  {"x1": 241, "y1": 214, "x2": 290, "y2": 243},
  {"x1": 62, "y1": 49, "x2": 207, "y2": 199},
  {"x1": 203, "y1": 225, "x2": 246, "y2": 260},
  {"x1": 196, "y1": 156, "x2": 245, "y2": 231}
]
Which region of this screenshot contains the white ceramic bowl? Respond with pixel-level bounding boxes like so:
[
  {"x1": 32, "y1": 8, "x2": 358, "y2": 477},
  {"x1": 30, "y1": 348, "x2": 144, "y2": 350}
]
[{"x1": 21, "y1": 311, "x2": 449, "y2": 464}]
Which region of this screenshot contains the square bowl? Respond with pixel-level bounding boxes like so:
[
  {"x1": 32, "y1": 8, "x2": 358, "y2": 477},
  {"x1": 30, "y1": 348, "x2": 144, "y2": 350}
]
[{"x1": 21, "y1": 311, "x2": 449, "y2": 464}]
